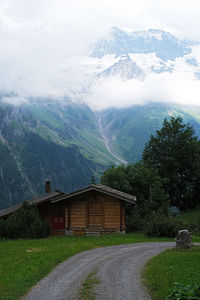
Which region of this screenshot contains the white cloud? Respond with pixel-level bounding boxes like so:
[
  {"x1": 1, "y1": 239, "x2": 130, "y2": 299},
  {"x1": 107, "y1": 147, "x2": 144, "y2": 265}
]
[
  {"x1": 2, "y1": 96, "x2": 29, "y2": 106},
  {"x1": 0, "y1": 0, "x2": 200, "y2": 107},
  {"x1": 86, "y1": 71, "x2": 200, "y2": 110}
]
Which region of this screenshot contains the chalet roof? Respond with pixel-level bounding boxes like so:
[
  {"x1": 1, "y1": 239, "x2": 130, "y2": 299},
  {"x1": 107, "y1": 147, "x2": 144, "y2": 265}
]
[
  {"x1": 52, "y1": 184, "x2": 136, "y2": 204},
  {"x1": 0, "y1": 184, "x2": 136, "y2": 219},
  {"x1": 0, "y1": 190, "x2": 67, "y2": 218}
]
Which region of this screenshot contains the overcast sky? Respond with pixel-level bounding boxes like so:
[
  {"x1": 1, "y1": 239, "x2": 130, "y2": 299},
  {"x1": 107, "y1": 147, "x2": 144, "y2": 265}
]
[{"x1": 1, "y1": 0, "x2": 200, "y2": 109}]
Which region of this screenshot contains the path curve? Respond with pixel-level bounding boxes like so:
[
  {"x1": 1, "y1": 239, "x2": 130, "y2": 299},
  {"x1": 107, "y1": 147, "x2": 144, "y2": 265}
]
[{"x1": 22, "y1": 242, "x2": 174, "y2": 300}]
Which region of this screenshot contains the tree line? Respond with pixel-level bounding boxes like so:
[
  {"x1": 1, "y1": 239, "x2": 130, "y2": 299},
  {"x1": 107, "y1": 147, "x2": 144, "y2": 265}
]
[{"x1": 101, "y1": 117, "x2": 200, "y2": 233}]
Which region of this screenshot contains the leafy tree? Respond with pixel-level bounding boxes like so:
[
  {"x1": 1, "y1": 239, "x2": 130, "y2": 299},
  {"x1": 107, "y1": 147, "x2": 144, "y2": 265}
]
[
  {"x1": 101, "y1": 162, "x2": 168, "y2": 231},
  {"x1": 143, "y1": 117, "x2": 200, "y2": 209},
  {"x1": 101, "y1": 165, "x2": 132, "y2": 194}
]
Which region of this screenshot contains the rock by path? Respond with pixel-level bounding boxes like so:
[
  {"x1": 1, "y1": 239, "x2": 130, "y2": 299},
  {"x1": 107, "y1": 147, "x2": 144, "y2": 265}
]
[{"x1": 22, "y1": 242, "x2": 174, "y2": 300}]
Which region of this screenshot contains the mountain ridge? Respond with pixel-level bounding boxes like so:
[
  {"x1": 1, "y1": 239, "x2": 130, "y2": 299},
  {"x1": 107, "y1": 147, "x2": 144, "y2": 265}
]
[
  {"x1": 1, "y1": 97, "x2": 200, "y2": 210},
  {"x1": 90, "y1": 27, "x2": 193, "y2": 60}
]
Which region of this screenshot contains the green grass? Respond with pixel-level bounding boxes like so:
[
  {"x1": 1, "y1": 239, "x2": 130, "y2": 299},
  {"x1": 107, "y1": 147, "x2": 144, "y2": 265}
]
[
  {"x1": 143, "y1": 208, "x2": 200, "y2": 299},
  {"x1": 144, "y1": 246, "x2": 200, "y2": 300},
  {"x1": 1, "y1": 233, "x2": 199, "y2": 300},
  {"x1": 77, "y1": 130, "x2": 119, "y2": 164},
  {"x1": 30, "y1": 106, "x2": 64, "y2": 129},
  {"x1": 180, "y1": 209, "x2": 200, "y2": 225},
  {"x1": 79, "y1": 268, "x2": 100, "y2": 300},
  {"x1": 0, "y1": 233, "x2": 172, "y2": 300},
  {"x1": 193, "y1": 235, "x2": 200, "y2": 242}
]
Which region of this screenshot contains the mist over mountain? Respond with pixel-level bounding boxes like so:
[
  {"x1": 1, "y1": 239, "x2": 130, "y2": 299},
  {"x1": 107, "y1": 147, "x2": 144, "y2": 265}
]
[
  {"x1": 1, "y1": 27, "x2": 200, "y2": 209},
  {"x1": 85, "y1": 27, "x2": 200, "y2": 110}
]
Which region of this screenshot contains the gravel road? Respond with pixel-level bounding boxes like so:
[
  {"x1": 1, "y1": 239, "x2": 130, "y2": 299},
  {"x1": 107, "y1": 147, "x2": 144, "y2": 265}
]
[{"x1": 22, "y1": 242, "x2": 174, "y2": 300}]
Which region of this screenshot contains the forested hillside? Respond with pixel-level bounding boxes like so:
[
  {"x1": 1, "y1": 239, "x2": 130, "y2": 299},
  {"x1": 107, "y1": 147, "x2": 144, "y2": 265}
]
[{"x1": 1, "y1": 98, "x2": 200, "y2": 210}]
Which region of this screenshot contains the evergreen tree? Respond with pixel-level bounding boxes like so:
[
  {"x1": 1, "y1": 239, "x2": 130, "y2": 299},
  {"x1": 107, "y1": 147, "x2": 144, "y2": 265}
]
[{"x1": 143, "y1": 117, "x2": 200, "y2": 209}]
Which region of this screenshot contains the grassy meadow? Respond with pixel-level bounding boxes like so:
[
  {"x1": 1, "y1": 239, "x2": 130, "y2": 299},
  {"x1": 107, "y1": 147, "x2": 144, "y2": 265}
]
[
  {"x1": 144, "y1": 246, "x2": 200, "y2": 299},
  {"x1": 0, "y1": 233, "x2": 172, "y2": 300},
  {"x1": 143, "y1": 208, "x2": 200, "y2": 299}
]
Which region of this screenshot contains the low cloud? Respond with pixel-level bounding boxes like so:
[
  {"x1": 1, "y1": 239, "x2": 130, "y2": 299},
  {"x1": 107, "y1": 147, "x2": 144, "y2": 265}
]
[
  {"x1": 1, "y1": 0, "x2": 200, "y2": 106},
  {"x1": 2, "y1": 96, "x2": 29, "y2": 106},
  {"x1": 86, "y1": 72, "x2": 200, "y2": 110}
]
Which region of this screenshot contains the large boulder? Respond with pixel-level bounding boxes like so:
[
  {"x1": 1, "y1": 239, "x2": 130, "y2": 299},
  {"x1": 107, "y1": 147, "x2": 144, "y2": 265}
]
[{"x1": 176, "y1": 230, "x2": 192, "y2": 249}]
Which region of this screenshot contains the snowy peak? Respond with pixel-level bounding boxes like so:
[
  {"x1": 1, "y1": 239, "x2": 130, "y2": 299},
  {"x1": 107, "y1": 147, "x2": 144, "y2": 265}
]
[
  {"x1": 86, "y1": 27, "x2": 200, "y2": 87},
  {"x1": 98, "y1": 55, "x2": 144, "y2": 80},
  {"x1": 90, "y1": 27, "x2": 193, "y2": 61}
]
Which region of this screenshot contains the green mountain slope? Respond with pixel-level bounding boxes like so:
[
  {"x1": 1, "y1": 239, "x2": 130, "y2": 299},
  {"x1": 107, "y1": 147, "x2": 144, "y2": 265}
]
[
  {"x1": 28, "y1": 99, "x2": 120, "y2": 166},
  {"x1": 99, "y1": 103, "x2": 200, "y2": 163},
  {"x1": 1, "y1": 99, "x2": 200, "y2": 210},
  {"x1": 0, "y1": 99, "x2": 119, "y2": 209}
]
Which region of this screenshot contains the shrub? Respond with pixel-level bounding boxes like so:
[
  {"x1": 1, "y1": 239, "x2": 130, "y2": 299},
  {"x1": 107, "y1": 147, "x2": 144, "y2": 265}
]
[
  {"x1": 144, "y1": 212, "x2": 188, "y2": 237},
  {"x1": 126, "y1": 205, "x2": 170, "y2": 233},
  {"x1": 126, "y1": 207, "x2": 146, "y2": 232},
  {"x1": 166, "y1": 282, "x2": 200, "y2": 300},
  {"x1": 1, "y1": 201, "x2": 50, "y2": 239}
]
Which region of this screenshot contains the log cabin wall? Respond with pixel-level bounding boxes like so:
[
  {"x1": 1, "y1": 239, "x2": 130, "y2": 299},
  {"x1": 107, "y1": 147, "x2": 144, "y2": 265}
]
[
  {"x1": 65, "y1": 191, "x2": 126, "y2": 235},
  {"x1": 70, "y1": 199, "x2": 87, "y2": 229},
  {"x1": 103, "y1": 194, "x2": 120, "y2": 231},
  {"x1": 65, "y1": 193, "x2": 90, "y2": 235},
  {"x1": 121, "y1": 201, "x2": 126, "y2": 232}
]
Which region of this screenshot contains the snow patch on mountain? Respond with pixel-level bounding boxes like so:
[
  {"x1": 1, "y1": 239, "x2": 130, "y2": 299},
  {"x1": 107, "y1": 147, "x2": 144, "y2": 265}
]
[
  {"x1": 13, "y1": 26, "x2": 198, "y2": 110},
  {"x1": 90, "y1": 27, "x2": 193, "y2": 61}
]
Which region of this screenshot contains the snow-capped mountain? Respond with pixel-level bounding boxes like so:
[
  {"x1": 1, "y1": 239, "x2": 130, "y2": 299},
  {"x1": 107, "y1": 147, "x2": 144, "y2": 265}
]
[
  {"x1": 72, "y1": 27, "x2": 200, "y2": 87},
  {"x1": 97, "y1": 55, "x2": 144, "y2": 81},
  {"x1": 90, "y1": 27, "x2": 192, "y2": 61}
]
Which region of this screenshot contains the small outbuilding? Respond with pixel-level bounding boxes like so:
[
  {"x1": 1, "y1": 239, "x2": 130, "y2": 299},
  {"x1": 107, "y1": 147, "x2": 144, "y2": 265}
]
[{"x1": 0, "y1": 183, "x2": 136, "y2": 236}]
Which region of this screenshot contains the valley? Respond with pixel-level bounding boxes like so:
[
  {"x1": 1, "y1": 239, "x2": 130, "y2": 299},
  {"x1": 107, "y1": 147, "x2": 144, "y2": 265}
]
[
  {"x1": 1, "y1": 26, "x2": 200, "y2": 210},
  {"x1": 1, "y1": 97, "x2": 200, "y2": 210},
  {"x1": 97, "y1": 115, "x2": 128, "y2": 165}
]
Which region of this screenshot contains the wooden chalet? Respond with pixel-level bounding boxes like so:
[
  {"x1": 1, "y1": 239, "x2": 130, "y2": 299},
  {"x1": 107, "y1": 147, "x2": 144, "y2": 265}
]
[{"x1": 0, "y1": 182, "x2": 136, "y2": 236}]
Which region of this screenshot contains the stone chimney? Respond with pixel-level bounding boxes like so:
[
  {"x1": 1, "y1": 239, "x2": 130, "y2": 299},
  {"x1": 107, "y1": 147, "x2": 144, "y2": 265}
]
[{"x1": 45, "y1": 181, "x2": 51, "y2": 193}]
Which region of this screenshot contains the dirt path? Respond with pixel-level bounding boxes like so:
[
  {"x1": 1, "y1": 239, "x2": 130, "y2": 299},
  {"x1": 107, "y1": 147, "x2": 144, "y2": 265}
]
[{"x1": 22, "y1": 242, "x2": 174, "y2": 300}]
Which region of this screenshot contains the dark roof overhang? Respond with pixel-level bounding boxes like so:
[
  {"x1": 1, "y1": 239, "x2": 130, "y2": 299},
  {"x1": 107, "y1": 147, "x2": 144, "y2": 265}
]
[
  {"x1": 0, "y1": 190, "x2": 67, "y2": 218},
  {"x1": 52, "y1": 184, "x2": 136, "y2": 204}
]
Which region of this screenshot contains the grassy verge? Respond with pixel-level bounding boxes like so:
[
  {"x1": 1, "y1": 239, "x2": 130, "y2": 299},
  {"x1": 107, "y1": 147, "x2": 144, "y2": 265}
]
[
  {"x1": 180, "y1": 209, "x2": 200, "y2": 235},
  {"x1": 79, "y1": 268, "x2": 100, "y2": 300},
  {"x1": 193, "y1": 235, "x2": 200, "y2": 242},
  {"x1": 180, "y1": 209, "x2": 200, "y2": 224},
  {"x1": 144, "y1": 245, "x2": 200, "y2": 300},
  {"x1": 0, "y1": 233, "x2": 172, "y2": 300}
]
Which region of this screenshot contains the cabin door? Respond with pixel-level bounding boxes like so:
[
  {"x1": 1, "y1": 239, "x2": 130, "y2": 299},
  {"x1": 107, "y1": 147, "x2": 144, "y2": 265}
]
[
  {"x1": 88, "y1": 199, "x2": 103, "y2": 228},
  {"x1": 52, "y1": 216, "x2": 65, "y2": 230}
]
